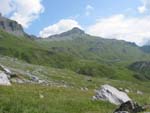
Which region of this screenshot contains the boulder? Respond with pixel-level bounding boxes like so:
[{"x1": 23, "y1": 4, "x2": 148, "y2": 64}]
[
  {"x1": 125, "y1": 89, "x2": 130, "y2": 93},
  {"x1": 115, "y1": 112, "x2": 129, "y2": 113},
  {"x1": 136, "y1": 90, "x2": 143, "y2": 95},
  {"x1": 93, "y1": 84, "x2": 131, "y2": 105},
  {"x1": 0, "y1": 71, "x2": 11, "y2": 85},
  {"x1": 114, "y1": 101, "x2": 145, "y2": 113}
]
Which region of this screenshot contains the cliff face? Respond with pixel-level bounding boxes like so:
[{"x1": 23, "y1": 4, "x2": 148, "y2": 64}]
[{"x1": 0, "y1": 13, "x2": 25, "y2": 36}]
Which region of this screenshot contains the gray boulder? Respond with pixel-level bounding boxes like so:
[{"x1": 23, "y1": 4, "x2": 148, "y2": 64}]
[{"x1": 93, "y1": 84, "x2": 131, "y2": 105}]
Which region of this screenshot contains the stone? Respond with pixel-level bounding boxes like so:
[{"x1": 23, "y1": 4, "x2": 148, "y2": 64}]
[
  {"x1": 125, "y1": 89, "x2": 130, "y2": 93},
  {"x1": 137, "y1": 90, "x2": 143, "y2": 95},
  {"x1": 31, "y1": 76, "x2": 39, "y2": 82},
  {"x1": 93, "y1": 84, "x2": 131, "y2": 105},
  {"x1": 0, "y1": 71, "x2": 11, "y2": 85},
  {"x1": 114, "y1": 101, "x2": 145, "y2": 113},
  {"x1": 115, "y1": 111, "x2": 129, "y2": 113},
  {"x1": 39, "y1": 94, "x2": 44, "y2": 99},
  {"x1": 81, "y1": 87, "x2": 88, "y2": 91}
]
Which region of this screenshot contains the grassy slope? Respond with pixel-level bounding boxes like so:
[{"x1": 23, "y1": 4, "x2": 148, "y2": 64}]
[
  {"x1": 0, "y1": 56, "x2": 150, "y2": 113},
  {"x1": 0, "y1": 30, "x2": 50, "y2": 65}
]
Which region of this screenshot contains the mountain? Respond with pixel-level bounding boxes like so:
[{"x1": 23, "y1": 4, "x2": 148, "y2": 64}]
[{"x1": 38, "y1": 27, "x2": 150, "y2": 62}]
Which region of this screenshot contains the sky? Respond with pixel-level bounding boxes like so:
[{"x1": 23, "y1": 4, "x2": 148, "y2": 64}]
[{"x1": 0, "y1": 0, "x2": 150, "y2": 45}]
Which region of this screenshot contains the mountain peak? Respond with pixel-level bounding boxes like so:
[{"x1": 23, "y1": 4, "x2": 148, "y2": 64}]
[
  {"x1": 47, "y1": 27, "x2": 85, "y2": 40},
  {"x1": 70, "y1": 27, "x2": 85, "y2": 34}
]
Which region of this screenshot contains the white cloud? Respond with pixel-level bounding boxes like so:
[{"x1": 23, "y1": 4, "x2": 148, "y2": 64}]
[
  {"x1": 39, "y1": 19, "x2": 82, "y2": 38},
  {"x1": 87, "y1": 14, "x2": 150, "y2": 45},
  {"x1": 0, "y1": 0, "x2": 44, "y2": 28},
  {"x1": 85, "y1": 5, "x2": 94, "y2": 16},
  {"x1": 138, "y1": 0, "x2": 150, "y2": 14},
  {"x1": 138, "y1": 5, "x2": 147, "y2": 13},
  {"x1": 0, "y1": 0, "x2": 15, "y2": 15}
]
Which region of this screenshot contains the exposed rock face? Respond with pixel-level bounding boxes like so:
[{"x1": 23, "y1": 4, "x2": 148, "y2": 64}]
[
  {"x1": 114, "y1": 101, "x2": 145, "y2": 113},
  {"x1": 0, "y1": 71, "x2": 11, "y2": 85},
  {"x1": 0, "y1": 14, "x2": 25, "y2": 36},
  {"x1": 93, "y1": 84, "x2": 131, "y2": 105}
]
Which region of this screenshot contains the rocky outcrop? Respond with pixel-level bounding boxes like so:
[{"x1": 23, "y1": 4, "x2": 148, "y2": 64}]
[
  {"x1": 0, "y1": 14, "x2": 25, "y2": 36},
  {"x1": 0, "y1": 70, "x2": 11, "y2": 85},
  {"x1": 93, "y1": 84, "x2": 131, "y2": 105},
  {"x1": 0, "y1": 64, "x2": 13, "y2": 85}
]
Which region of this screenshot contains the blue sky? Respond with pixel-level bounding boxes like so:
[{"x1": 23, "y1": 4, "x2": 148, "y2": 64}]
[
  {"x1": 26, "y1": 0, "x2": 141, "y2": 35},
  {"x1": 0, "y1": 0, "x2": 150, "y2": 45}
]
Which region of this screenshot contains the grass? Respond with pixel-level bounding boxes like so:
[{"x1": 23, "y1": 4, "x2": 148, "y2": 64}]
[
  {"x1": 0, "y1": 82, "x2": 150, "y2": 113},
  {"x1": 0, "y1": 85, "x2": 115, "y2": 113}
]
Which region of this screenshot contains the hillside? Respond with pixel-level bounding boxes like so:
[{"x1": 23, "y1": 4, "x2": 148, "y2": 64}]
[{"x1": 0, "y1": 30, "x2": 52, "y2": 65}]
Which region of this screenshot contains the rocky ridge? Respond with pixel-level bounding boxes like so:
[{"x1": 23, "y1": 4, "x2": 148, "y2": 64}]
[{"x1": 0, "y1": 13, "x2": 25, "y2": 36}]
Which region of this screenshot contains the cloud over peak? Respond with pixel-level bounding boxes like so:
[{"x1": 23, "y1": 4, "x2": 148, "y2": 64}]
[{"x1": 39, "y1": 19, "x2": 82, "y2": 38}]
